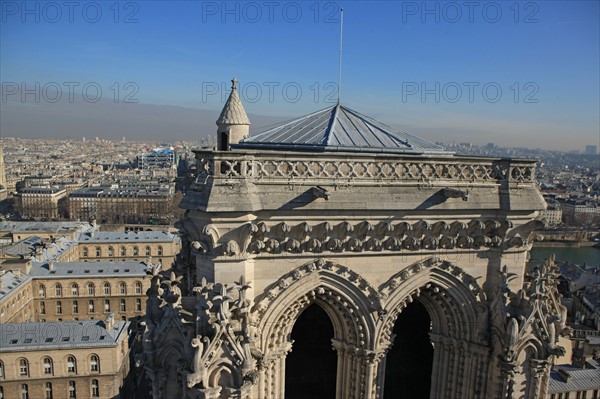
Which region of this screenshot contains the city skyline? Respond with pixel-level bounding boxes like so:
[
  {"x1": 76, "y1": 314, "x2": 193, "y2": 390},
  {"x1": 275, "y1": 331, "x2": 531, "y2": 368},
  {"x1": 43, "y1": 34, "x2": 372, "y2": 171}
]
[{"x1": 1, "y1": 1, "x2": 599, "y2": 150}]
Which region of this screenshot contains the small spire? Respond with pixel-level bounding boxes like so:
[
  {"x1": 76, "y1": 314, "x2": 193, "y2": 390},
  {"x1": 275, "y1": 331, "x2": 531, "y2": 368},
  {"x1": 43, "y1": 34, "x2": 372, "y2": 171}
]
[{"x1": 216, "y1": 77, "x2": 250, "y2": 126}]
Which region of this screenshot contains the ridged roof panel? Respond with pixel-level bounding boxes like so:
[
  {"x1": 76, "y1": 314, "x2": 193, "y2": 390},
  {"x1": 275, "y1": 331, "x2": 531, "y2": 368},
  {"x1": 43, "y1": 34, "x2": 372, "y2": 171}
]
[{"x1": 236, "y1": 104, "x2": 448, "y2": 154}]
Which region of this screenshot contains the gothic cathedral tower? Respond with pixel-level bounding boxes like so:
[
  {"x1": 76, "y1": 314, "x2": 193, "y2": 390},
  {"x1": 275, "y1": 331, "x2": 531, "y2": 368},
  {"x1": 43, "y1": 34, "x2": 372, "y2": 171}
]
[{"x1": 137, "y1": 78, "x2": 567, "y2": 399}]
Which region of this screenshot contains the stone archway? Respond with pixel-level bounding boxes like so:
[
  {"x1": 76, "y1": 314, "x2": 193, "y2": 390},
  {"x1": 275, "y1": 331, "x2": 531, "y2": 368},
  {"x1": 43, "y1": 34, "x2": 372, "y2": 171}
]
[
  {"x1": 375, "y1": 258, "x2": 490, "y2": 399},
  {"x1": 253, "y1": 259, "x2": 380, "y2": 399},
  {"x1": 285, "y1": 304, "x2": 337, "y2": 399},
  {"x1": 383, "y1": 300, "x2": 433, "y2": 399}
]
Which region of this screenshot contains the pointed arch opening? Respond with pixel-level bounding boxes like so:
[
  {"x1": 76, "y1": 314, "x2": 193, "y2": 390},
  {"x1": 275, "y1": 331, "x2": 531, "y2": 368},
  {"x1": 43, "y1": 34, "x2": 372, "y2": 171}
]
[
  {"x1": 285, "y1": 304, "x2": 337, "y2": 399},
  {"x1": 383, "y1": 300, "x2": 433, "y2": 399}
]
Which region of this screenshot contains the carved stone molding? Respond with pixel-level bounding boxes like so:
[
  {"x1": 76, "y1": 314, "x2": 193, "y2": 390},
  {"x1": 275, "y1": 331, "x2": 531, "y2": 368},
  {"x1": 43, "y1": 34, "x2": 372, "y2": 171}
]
[{"x1": 209, "y1": 218, "x2": 528, "y2": 257}]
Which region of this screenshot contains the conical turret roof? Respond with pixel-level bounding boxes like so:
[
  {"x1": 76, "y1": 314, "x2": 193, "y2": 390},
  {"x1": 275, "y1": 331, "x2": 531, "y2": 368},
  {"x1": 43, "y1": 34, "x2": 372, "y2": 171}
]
[
  {"x1": 216, "y1": 78, "x2": 250, "y2": 126},
  {"x1": 234, "y1": 103, "x2": 448, "y2": 154}
]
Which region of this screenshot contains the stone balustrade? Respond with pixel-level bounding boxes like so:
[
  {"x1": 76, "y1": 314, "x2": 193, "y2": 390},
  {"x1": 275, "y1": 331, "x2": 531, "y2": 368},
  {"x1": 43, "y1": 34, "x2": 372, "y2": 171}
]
[{"x1": 194, "y1": 150, "x2": 536, "y2": 185}]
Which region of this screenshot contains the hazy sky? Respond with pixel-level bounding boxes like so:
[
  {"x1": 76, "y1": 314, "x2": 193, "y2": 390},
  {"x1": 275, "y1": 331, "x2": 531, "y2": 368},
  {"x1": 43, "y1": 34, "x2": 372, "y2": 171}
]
[{"x1": 1, "y1": 1, "x2": 599, "y2": 150}]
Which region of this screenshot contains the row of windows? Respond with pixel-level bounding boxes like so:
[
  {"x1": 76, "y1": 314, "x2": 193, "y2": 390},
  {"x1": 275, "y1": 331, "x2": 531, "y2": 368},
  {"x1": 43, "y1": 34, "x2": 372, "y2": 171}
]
[
  {"x1": 39, "y1": 281, "x2": 143, "y2": 297},
  {"x1": 0, "y1": 288, "x2": 32, "y2": 319},
  {"x1": 0, "y1": 355, "x2": 100, "y2": 379},
  {"x1": 82, "y1": 245, "x2": 163, "y2": 257},
  {"x1": 0, "y1": 380, "x2": 100, "y2": 399},
  {"x1": 40, "y1": 298, "x2": 143, "y2": 314},
  {"x1": 550, "y1": 390, "x2": 599, "y2": 399}
]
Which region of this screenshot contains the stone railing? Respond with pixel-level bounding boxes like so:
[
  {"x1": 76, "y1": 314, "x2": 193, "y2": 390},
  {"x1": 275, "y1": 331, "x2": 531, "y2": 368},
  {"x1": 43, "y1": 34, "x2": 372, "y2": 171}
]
[{"x1": 194, "y1": 150, "x2": 536, "y2": 185}]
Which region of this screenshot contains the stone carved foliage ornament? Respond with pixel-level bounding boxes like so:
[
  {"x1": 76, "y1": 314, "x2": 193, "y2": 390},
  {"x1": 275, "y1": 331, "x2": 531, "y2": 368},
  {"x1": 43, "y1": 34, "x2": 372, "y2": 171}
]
[
  {"x1": 207, "y1": 218, "x2": 532, "y2": 257},
  {"x1": 184, "y1": 275, "x2": 261, "y2": 396},
  {"x1": 489, "y1": 255, "x2": 569, "y2": 399}
]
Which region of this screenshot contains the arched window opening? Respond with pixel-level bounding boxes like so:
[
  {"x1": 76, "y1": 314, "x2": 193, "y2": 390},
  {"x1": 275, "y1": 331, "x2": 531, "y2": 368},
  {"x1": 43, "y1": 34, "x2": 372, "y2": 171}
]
[
  {"x1": 43, "y1": 357, "x2": 53, "y2": 375},
  {"x1": 68, "y1": 381, "x2": 76, "y2": 398},
  {"x1": 285, "y1": 304, "x2": 337, "y2": 399},
  {"x1": 67, "y1": 356, "x2": 77, "y2": 374},
  {"x1": 90, "y1": 355, "x2": 100, "y2": 372},
  {"x1": 383, "y1": 300, "x2": 433, "y2": 399},
  {"x1": 91, "y1": 379, "x2": 99, "y2": 397},
  {"x1": 44, "y1": 382, "x2": 52, "y2": 399},
  {"x1": 18, "y1": 359, "x2": 29, "y2": 377}
]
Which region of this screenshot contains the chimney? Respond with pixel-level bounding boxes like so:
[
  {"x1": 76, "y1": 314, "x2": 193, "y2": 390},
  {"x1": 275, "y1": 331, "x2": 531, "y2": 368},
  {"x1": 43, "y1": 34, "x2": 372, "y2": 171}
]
[
  {"x1": 48, "y1": 262, "x2": 54, "y2": 271},
  {"x1": 557, "y1": 369, "x2": 570, "y2": 382},
  {"x1": 104, "y1": 312, "x2": 115, "y2": 330}
]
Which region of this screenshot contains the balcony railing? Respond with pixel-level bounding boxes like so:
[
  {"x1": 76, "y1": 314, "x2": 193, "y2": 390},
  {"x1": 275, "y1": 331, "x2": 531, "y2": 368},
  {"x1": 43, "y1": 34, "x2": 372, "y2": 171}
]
[{"x1": 194, "y1": 150, "x2": 536, "y2": 185}]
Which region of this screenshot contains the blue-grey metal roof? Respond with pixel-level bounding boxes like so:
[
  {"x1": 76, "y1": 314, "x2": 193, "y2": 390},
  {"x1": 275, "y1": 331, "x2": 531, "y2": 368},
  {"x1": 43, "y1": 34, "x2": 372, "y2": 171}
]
[
  {"x1": 0, "y1": 221, "x2": 93, "y2": 233},
  {"x1": 548, "y1": 360, "x2": 600, "y2": 393},
  {"x1": 79, "y1": 231, "x2": 179, "y2": 243},
  {"x1": 234, "y1": 104, "x2": 449, "y2": 154},
  {"x1": 29, "y1": 261, "x2": 150, "y2": 278},
  {"x1": 0, "y1": 320, "x2": 129, "y2": 352},
  {"x1": 1, "y1": 236, "x2": 43, "y2": 257},
  {"x1": 0, "y1": 271, "x2": 32, "y2": 301}
]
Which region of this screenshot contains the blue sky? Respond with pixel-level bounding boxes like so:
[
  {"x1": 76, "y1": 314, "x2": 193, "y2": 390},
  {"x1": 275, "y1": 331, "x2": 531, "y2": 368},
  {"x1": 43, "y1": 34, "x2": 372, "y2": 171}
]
[{"x1": 1, "y1": 0, "x2": 599, "y2": 150}]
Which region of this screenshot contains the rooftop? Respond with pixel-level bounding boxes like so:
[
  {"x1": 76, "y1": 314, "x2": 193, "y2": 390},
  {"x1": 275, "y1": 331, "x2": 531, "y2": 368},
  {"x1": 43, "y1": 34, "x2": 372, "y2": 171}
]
[
  {"x1": 235, "y1": 104, "x2": 449, "y2": 154},
  {"x1": 0, "y1": 221, "x2": 94, "y2": 234},
  {"x1": 0, "y1": 319, "x2": 129, "y2": 352},
  {"x1": 29, "y1": 261, "x2": 151, "y2": 278},
  {"x1": 548, "y1": 359, "x2": 600, "y2": 393},
  {"x1": 0, "y1": 270, "x2": 32, "y2": 301},
  {"x1": 79, "y1": 231, "x2": 179, "y2": 243}
]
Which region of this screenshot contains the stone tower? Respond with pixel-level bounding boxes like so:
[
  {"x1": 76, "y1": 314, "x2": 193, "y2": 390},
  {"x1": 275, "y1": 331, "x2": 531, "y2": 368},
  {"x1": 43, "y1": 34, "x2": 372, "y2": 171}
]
[
  {"x1": 216, "y1": 78, "x2": 250, "y2": 151},
  {"x1": 136, "y1": 89, "x2": 568, "y2": 399}
]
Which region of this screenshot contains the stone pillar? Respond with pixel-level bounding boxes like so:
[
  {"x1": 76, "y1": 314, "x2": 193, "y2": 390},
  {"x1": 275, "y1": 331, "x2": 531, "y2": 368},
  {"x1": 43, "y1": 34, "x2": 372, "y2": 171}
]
[
  {"x1": 528, "y1": 359, "x2": 550, "y2": 399},
  {"x1": 498, "y1": 360, "x2": 518, "y2": 399}
]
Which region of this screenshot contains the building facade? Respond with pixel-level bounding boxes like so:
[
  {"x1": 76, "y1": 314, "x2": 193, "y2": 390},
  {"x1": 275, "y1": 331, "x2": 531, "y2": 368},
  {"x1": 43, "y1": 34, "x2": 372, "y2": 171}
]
[
  {"x1": 0, "y1": 319, "x2": 130, "y2": 399},
  {"x1": 561, "y1": 201, "x2": 599, "y2": 226},
  {"x1": 77, "y1": 231, "x2": 180, "y2": 267},
  {"x1": 69, "y1": 185, "x2": 175, "y2": 224},
  {"x1": 18, "y1": 186, "x2": 67, "y2": 221},
  {"x1": 135, "y1": 80, "x2": 569, "y2": 399},
  {"x1": 0, "y1": 261, "x2": 153, "y2": 324}
]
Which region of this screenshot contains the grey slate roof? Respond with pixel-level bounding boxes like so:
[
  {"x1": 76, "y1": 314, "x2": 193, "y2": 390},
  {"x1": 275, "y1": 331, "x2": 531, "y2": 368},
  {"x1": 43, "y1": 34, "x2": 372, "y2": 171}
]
[
  {"x1": 78, "y1": 231, "x2": 179, "y2": 243},
  {"x1": 1, "y1": 236, "x2": 43, "y2": 257},
  {"x1": 548, "y1": 359, "x2": 600, "y2": 393},
  {"x1": 29, "y1": 261, "x2": 150, "y2": 278},
  {"x1": 216, "y1": 78, "x2": 250, "y2": 126},
  {"x1": 0, "y1": 271, "x2": 32, "y2": 301},
  {"x1": 0, "y1": 320, "x2": 129, "y2": 352},
  {"x1": 0, "y1": 221, "x2": 94, "y2": 234},
  {"x1": 235, "y1": 104, "x2": 449, "y2": 154}
]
